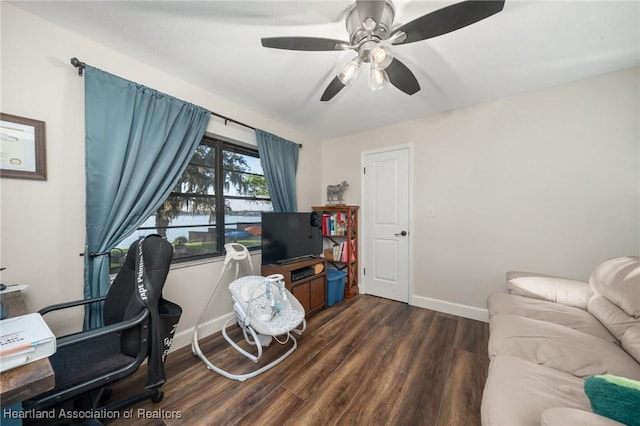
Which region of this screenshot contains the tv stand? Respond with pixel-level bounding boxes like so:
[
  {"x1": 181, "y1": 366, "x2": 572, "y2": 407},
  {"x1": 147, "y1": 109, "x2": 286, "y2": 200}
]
[{"x1": 262, "y1": 257, "x2": 327, "y2": 317}]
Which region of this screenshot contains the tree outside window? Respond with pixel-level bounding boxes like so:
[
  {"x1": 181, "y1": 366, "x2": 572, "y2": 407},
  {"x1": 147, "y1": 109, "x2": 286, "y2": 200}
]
[{"x1": 110, "y1": 136, "x2": 272, "y2": 271}]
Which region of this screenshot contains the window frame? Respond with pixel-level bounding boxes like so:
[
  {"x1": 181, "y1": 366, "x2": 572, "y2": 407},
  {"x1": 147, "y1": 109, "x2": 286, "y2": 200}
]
[{"x1": 111, "y1": 135, "x2": 270, "y2": 271}]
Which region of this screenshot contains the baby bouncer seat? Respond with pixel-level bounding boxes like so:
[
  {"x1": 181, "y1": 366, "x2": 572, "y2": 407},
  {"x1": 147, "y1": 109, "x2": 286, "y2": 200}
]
[{"x1": 192, "y1": 243, "x2": 306, "y2": 381}]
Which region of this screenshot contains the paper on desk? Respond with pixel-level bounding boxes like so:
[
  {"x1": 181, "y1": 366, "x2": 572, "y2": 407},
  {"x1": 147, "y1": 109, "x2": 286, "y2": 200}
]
[
  {"x1": 0, "y1": 313, "x2": 56, "y2": 372},
  {"x1": 0, "y1": 285, "x2": 28, "y2": 294}
]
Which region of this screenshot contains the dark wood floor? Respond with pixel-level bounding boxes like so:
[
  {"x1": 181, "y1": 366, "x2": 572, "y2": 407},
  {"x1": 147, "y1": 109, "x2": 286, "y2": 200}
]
[{"x1": 107, "y1": 295, "x2": 490, "y2": 426}]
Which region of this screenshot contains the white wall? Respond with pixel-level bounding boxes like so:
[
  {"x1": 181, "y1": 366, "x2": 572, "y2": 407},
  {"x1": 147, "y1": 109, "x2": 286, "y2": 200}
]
[
  {"x1": 322, "y1": 67, "x2": 640, "y2": 320},
  {"x1": 0, "y1": 3, "x2": 323, "y2": 347}
]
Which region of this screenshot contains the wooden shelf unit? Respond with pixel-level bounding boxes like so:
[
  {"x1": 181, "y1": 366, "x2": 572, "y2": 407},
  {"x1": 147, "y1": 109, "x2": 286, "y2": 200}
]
[
  {"x1": 312, "y1": 205, "x2": 359, "y2": 298},
  {"x1": 261, "y1": 257, "x2": 327, "y2": 318}
]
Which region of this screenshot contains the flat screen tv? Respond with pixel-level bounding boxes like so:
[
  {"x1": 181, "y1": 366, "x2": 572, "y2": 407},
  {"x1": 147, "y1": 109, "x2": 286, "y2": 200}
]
[{"x1": 261, "y1": 212, "x2": 322, "y2": 265}]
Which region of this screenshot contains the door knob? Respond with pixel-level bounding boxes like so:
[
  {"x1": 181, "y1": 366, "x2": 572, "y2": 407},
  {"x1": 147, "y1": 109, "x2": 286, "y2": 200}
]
[{"x1": 395, "y1": 231, "x2": 407, "y2": 236}]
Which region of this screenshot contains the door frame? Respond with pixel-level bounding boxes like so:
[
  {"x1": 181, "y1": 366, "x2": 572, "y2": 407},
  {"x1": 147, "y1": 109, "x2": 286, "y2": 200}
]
[{"x1": 360, "y1": 143, "x2": 414, "y2": 302}]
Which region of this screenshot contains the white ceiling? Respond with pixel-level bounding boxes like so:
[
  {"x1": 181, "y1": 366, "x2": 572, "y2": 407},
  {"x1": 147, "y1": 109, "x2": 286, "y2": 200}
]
[{"x1": 12, "y1": 0, "x2": 640, "y2": 140}]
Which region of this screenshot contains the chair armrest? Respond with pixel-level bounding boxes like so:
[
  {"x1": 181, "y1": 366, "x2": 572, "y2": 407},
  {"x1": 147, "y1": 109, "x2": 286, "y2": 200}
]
[
  {"x1": 39, "y1": 296, "x2": 106, "y2": 316},
  {"x1": 56, "y1": 309, "x2": 149, "y2": 350},
  {"x1": 506, "y1": 271, "x2": 593, "y2": 309}
]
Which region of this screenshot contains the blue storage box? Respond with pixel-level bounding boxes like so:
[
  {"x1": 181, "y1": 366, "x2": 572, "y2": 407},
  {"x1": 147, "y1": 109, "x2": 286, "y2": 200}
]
[{"x1": 326, "y1": 269, "x2": 347, "y2": 307}]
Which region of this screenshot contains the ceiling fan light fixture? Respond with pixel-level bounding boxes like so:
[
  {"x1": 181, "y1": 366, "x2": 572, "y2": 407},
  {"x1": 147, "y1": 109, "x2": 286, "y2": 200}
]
[
  {"x1": 370, "y1": 43, "x2": 393, "y2": 70},
  {"x1": 338, "y1": 57, "x2": 363, "y2": 85},
  {"x1": 369, "y1": 67, "x2": 389, "y2": 92},
  {"x1": 261, "y1": 0, "x2": 505, "y2": 101}
]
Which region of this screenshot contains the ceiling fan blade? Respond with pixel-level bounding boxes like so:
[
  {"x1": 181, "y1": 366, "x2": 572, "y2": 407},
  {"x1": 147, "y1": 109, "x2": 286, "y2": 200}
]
[
  {"x1": 261, "y1": 37, "x2": 348, "y2": 51},
  {"x1": 356, "y1": 0, "x2": 385, "y2": 25},
  {"x1": 321, "y1": 76, "x2": 347, "y2": 102},
  {"x1": 393, "y1": 0, "x2": 505, "y2": 45},
  {"x1": 386, "y1": 58, "x2": 420, "y2": 95}
]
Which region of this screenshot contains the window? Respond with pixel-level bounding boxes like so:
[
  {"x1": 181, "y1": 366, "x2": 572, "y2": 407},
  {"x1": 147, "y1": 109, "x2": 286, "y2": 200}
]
[{"x1": 110, "y1": 136, "x2": 272, "y2": 270}]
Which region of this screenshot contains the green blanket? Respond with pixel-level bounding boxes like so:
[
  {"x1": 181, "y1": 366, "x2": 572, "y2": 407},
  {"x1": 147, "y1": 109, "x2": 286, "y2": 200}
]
[{"x1": 584, "y1": 374, "x2": 640, "y2": 426}]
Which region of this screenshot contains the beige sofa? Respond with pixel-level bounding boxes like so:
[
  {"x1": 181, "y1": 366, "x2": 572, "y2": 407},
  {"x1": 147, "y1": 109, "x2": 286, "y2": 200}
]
[{"x1": 481, "y1": 256, "x2": 640, "y2": 426}]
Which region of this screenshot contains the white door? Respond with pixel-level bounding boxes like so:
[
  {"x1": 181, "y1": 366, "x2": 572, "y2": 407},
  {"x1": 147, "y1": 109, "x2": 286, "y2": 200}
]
[{"x1": 362, "y1": 146, "x2": 410, "y2": 302}]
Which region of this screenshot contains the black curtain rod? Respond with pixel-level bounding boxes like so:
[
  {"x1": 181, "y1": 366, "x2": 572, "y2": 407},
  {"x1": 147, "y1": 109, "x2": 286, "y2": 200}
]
[
  {"x1": 211, "y1": 111, "x2": 255, "y2": 131},
  {"x1": 210, "y1": 112, "x2": 303, "y2": 148},
  {"x1": 71, "y1": 57, "x2": 86, "y2": 76},
  {"x1": 70, "y1": 57, "x2": 302, "y2": 148}
]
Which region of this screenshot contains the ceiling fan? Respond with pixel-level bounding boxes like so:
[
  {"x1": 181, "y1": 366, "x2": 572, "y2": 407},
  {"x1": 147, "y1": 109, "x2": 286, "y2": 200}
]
[{"x1": 261, "y1": 0, "x2": 505, "y2": 101}]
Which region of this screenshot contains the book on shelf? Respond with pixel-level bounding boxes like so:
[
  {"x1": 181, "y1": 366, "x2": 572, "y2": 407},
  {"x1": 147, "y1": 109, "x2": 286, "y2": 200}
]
[
  {"x1": 322, "y1": 212, "x2": 347, "y2": 236},
  {"x1": 328, "y1": 240, "x2": 355, "y2": 263}
]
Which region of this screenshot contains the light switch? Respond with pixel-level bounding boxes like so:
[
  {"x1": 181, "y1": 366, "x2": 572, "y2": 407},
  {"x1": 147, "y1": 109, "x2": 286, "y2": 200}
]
[{"x1": 426, "y1": 207, "x2": 435, "y2": 218}]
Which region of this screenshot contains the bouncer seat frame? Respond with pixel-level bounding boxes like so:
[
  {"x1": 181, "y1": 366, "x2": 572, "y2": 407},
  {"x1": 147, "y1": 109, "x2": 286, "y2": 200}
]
[{"x1": 192, "y1": 243, "x2": 306, "y2": 381}]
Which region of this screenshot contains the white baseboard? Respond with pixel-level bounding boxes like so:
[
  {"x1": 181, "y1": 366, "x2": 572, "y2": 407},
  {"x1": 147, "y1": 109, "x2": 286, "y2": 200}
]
[
  {"x1": 169, "y1": 311, "x2": 235, "y2": 352},
  {"x1": 411, "y1": 295, "x2": 489, "y2": 323}
]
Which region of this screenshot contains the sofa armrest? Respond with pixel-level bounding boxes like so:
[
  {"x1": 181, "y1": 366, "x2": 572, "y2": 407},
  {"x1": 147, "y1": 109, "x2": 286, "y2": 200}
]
[
  {"x1": 540, "y1": 408, "x2": 625, "y2": 426},
  {"x1": 506, "y1": 271, "x2": 593, "y2": 309}
]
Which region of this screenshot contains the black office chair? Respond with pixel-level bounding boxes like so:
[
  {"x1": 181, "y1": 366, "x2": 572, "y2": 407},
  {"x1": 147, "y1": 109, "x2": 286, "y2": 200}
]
[{"x1": 23, "y1": 234, "x2": 181, "y2": 418}]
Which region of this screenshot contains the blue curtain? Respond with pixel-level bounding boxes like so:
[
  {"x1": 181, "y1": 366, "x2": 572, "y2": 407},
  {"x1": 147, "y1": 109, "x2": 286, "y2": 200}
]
[
  {"x1": 255, "y1": 129, "x2": 299, "y2": 212},
  {"x1": 84, "y1": 66, "x2": 210, "y2": 329}
]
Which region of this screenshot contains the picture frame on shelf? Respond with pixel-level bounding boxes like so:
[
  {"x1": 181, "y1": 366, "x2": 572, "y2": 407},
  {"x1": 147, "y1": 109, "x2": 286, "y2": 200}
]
[{"x1": 0, "y1": 113, "x2": 47, "y2": 180}]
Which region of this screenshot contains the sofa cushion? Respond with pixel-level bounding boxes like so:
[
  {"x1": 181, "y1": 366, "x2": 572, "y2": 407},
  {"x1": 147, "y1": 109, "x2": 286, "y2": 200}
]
[
  {"x1": 488, "y1": 293, "x2": 616, "y2": 342},
  {"x1": 589, "y1": 256, "x2": 640, "y2": 316},
  {"x1": 540, "y1": 407, "x2": 625, "y2": 426},
  {"x1": 506, "y1": 271, "x2": 593, "y2": 309},
  {"x1": 489, "y1": 314, "x2": 640, "y2": 379},
  {"x1": 588, "y1": 295, "x2": 640, "y2": 341},
  {"x1": 481, "y1": 355, "x2": 590, "y2": 426},
  {"x1": 622, "y1": 325, "x2": 640, "y2": 364}
]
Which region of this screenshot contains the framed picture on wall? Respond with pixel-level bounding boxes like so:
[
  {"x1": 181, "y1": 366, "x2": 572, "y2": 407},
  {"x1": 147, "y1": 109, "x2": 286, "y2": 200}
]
[{"x1": 0, "y1": 113, "x2": 47, "y2": 180}]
